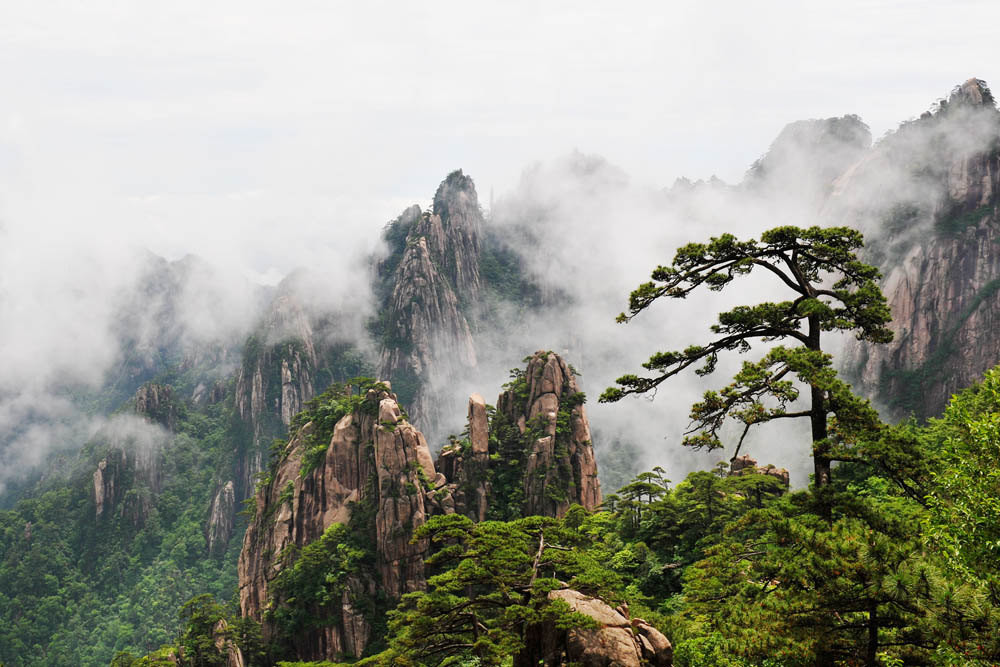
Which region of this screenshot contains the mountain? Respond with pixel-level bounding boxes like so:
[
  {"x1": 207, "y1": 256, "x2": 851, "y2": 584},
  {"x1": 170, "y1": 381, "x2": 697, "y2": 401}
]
[
  {"x1": 373, "y1": 175, "x2": 481, "y2": 437},
  {"x1": 835, "y1": 78, "x2": 1000, "y2": 419},
  {"x1": 237, "y1": 351, "x2": 600, "y2": 662},
  {"x1": 4, "y1": 79, "x2": 1000, "y2": 666}
]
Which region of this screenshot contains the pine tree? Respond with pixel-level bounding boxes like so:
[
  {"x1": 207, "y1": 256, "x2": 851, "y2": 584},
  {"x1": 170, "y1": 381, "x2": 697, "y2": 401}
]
[{"x1": 601, "y1": 226, "x2": 893, "y2": 491}]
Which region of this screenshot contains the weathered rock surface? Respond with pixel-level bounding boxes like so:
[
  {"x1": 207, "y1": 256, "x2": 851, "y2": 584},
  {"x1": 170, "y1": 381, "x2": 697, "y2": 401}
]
[
  {"x1": 504, "y1": 351, "x2": 601, "y2": 516},
  {"x1": 377, "y1": 170, "x2": 482, "y2": 437},
  {"x1": 212, "y1": 618, "x2": 246, "y2": 667},
  {"x1": 92, "y1": 382, "x2": 169, "y2": 523},
  {"x1": 517, "y1": 589, "x2": 672, "y2": 667},
  {"x1": 238, "y1": 352, "x2": 604, "y2": 661},
  {"x1": 233, "y1": 286, "x2": 318, "y2": 500},
  {"x1": 238, "y1": 385, "x2": 448, "y2": 661},
  {"x1": 373, "y1": 396, "x2": 437, "y2": 597},
  {"x1": 133, "y1": 383, "x2": 178, "y2": 430},
  {"x1": 93, "y1": 455, "x2": 119, "y2": 519},
  {"x1": 729, "y1": 454, "x2": 790, "y2": 487},
  {"x1": 836, "y1": 79, "x2": 1000, "y2": 419},
  {"x1": 438, "y1": 351, "x2": 601, "y2": 519},
  {"x1": 206, "y1": 481, "x2": 236, "y2": 555},
  {"x1": 436, "y1": 393, "x2": 492, "y2": 521}
]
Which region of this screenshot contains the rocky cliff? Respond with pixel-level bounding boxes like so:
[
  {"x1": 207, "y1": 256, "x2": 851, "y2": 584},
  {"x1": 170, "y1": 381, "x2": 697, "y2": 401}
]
[
  {"x1": 91, "y1": 382, "x2": 173, "y2": 525},
  {"x1": 836, "y1": 79, "x2": 1000, "y2": 419},
  {"x1": 238, "y1": 383, "x2": 446, "y2": 661},
  {"x1": 376, "y1": 170, "x2": 482, "y2": 437},
  {"x1": 205, "y1": 481, "x2": 236, "y2": 555},
  {"x1": 233, "y1": 285, "x2": 318, "y2": 500},
  {"x1": 438, "y1": 350, "x2": 602, "y2": 520},
  {"x1": 237, "y1": 351, "x2": 601, "y2": 661}
]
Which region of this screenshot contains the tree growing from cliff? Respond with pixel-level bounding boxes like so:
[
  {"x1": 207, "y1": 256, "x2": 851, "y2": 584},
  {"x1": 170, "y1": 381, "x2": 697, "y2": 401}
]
[
  {"x1": 600, "y1": 226, "x2": 893, "y2": 490},
  {"x1": 377, "y1": 510, "x2": 620, "y2": 665}
]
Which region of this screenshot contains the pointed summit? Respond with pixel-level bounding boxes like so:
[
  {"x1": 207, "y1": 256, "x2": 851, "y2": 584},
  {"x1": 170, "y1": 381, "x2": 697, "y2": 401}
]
[
  {"x1": 429, "y1": 169, "x2": 483, "y2": 297},
  {"x1": 948, "y1": 78, "x2": 995, "y2": 108},
  {"x1": 376, "y1": 170, "x2": 485, "y2": 436}
]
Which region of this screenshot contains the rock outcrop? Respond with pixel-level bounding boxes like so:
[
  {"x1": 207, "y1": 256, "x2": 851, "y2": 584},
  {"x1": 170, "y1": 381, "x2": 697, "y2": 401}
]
[
  {"x1": 133, "y1": 383, "x2": 178, "y2": 430},
  {"x1": 729, "y1": 454, "x2": 790, "y2": 487},
  {"x1": 836, "y1": 79, "x2": 1000, "y2": 419},
  {"x1": 438, "y1": 351, "x2": 602, "y2": 519},
  {"x1": 372, "y1": 397, "x2": 437, "y2": 598},
  {"x1": 92, "y1": 382, "x2": 170, "y2": 523},
  {"x1": 233, "y1": 286, "x2": 318, "y2": 500},
  {"x1": 435, "y1": 393, "x2": 492, "y2": 521},
  {"x1": 212, "y1": 618, "x2": 246, "y2": 667},
  {"x1": 206, "y1": 481, "x2": 236, "y2": 555},
  {"x1": 93, "y1": 447, "x2": 160, "y2": 526},
  {"x1": 93, "y1": 454, "x2": 120, "y2": 519},
  {"x1": 238, "y1": 384, "x2": 448, "y2": 661},
  {"x1": 376, "y1": 170, "x2": 482, "y2": 437},
  {"x1": 238, "y1": 352, "x2": 602, "y2": 661},
  {"x1": 517, "y1": 590, "x2": 673, "y2": 667}
]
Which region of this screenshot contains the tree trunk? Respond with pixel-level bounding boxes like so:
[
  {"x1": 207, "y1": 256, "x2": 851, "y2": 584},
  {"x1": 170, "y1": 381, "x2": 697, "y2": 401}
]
[
  {"x1": 867, "y1": 600, "x2": 879, "y2": 667},
  {"x1": 811, "y1": 383, "x2": 830, "y2": 489},
  {"x1": 808, "y1": 315, "x2": 831, "y2": 489}
]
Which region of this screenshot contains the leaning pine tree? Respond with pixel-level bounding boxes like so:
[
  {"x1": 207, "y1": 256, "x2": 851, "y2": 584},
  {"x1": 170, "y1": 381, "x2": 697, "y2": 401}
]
[{"x1": 600, "y1": 226, "x2": 893, "y2": 492}]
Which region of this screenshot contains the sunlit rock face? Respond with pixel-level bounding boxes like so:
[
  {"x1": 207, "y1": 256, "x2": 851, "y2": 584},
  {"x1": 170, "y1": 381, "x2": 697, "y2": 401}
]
[
  {"x1": 438, "y1": 351, "x2": 602, "y2": 520},
  {"x1": 376, "y1": 170, "x2": 482, "y2": 438},
  {"x1": 237, "y1": 385, "x2": 447, "y2": 661},
  {"x1": 237, "y1": 352, "x2": 603, "y2": 661},
  {"x1": 834, "y1": 79, "x2": 1000, "y2": 419},
  {"x1": 518, "y1": 590, "x2": 673, "y2": 667}
]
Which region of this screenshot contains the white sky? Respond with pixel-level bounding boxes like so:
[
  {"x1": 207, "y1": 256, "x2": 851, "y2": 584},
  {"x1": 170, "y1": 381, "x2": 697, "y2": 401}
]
[
  {"x1": 1, "y1": 0, "x2": 998, "y2": 273},
  {"x1": 2, "y1": 0, "x2": 999, "y2": 487}
]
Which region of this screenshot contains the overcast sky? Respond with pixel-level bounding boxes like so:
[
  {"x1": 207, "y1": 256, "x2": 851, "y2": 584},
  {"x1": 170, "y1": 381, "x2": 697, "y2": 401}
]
[{"x1": 2, "y1": 0, "x2": 999, "y2": 277}]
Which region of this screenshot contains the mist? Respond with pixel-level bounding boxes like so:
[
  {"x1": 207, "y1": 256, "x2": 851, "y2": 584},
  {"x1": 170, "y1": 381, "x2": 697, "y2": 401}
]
[
  {"x1": 3, "y1": 2, "x2": 1000, "y2": 496},
  {"x1": 430, "y1": 151, "x2": 834, "y2": 489},
  {"x1": 424, "y1": 87, "x2": 1000, "y2": 491}
]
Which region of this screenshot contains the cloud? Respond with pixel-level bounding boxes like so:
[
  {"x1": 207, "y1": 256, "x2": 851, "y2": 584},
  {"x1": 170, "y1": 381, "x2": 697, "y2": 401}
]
[
  {"x1": 408, "y1": 151, "x2": 822, "y2": 488},
  {"x1": 2, "y1": 2, "x2": 999, "y2": 495}
]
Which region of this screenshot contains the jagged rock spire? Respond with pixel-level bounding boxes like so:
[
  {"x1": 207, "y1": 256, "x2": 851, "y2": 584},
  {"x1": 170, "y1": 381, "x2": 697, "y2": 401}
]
[
  {"x1": 438, "y1": 351, "x2": 602, "y2": 520},
  {"x1": 238, "y1": 383, "x2": 445, "y2": 660},
  {"x1": 376, "y1": 170, "x2": 484, "y2": 437}
]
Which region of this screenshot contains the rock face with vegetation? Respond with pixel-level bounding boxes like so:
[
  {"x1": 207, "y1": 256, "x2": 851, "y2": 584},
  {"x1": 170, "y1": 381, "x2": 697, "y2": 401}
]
[
  {"x1": 92, "y1": 382, "x2": 173, "y2": 524},
  {"x1": 375, "y1": 170, "x2": 482, "y2": 436},
  {"x1": 237, "y1": 382, "x2": 449, "y2": 660},
  {"x1": 234, "y1": 287, "x2": 319, "y2": 499},
  {"x1": 729, "y1": 454, "x2": 790, "y2": 487},
  {"x1": 435, "y1": 393, "x2": 493, "y2": 521},
  {"x1": 838, "y1": 78, "x2": 1000, "y2": 419},
  {"x1": 236, "y1": 351, "x2": 602, "y2": 661},
  {"x1": 439, "y1": 351, "x2": 602, "y2": 520},
  {"x1": 499, "y1": 350, "x2": 602, "y2": 517},
  {"x1": 205, "y1": 480, "x2": 236, "y2": 555}
]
